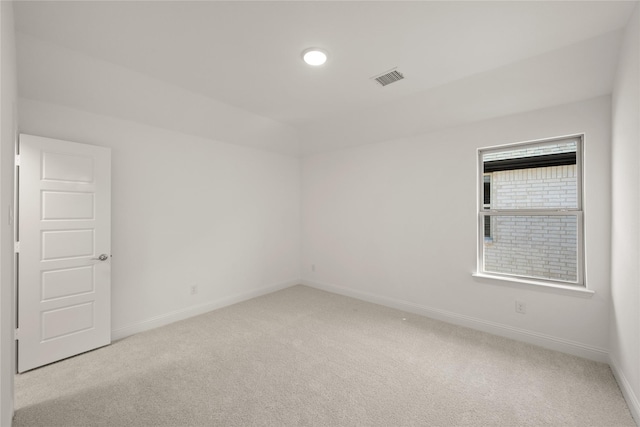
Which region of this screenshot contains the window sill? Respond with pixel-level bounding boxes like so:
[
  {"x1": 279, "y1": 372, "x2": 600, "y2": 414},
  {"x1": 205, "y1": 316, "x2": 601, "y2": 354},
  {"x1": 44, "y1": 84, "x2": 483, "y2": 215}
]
[{"x1": 472, "y1": 272, "x2": 595, "y2": 297}]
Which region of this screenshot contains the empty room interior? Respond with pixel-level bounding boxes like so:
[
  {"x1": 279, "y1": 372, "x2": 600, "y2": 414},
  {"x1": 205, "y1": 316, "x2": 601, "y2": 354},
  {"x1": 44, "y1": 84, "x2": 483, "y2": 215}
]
[{"x1": 1, "y1": 1, "x2": 639, "y2": 426}]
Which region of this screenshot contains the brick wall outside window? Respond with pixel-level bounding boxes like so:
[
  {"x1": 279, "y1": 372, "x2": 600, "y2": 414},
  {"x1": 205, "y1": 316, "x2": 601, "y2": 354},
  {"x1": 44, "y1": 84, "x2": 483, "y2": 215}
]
[{"x1": 484, "y1": 164, "x2": 578, "y2": 281}]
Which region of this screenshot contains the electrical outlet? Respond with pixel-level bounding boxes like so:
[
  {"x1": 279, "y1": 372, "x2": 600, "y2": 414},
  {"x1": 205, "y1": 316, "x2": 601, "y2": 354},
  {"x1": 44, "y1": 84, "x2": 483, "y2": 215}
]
[
  {"x1": 515, "y1": 300, "x2": 526, "y2": 314},
  {"x1": 190, "y1": 285, "x2": 198, "y2": 295}
]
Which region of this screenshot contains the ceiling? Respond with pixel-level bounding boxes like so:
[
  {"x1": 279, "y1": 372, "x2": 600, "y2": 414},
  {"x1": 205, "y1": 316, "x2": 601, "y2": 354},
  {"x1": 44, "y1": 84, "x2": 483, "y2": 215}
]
[{"x1": 13, "y1": 1, "x2": 638, "y2": 156}]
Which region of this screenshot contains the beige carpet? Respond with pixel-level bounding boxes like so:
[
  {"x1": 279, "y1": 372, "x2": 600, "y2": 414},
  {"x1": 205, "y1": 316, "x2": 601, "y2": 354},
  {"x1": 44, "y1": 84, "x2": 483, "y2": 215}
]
[{"x1": 14, "y1": 285, "x2": 635, "y2": 426}]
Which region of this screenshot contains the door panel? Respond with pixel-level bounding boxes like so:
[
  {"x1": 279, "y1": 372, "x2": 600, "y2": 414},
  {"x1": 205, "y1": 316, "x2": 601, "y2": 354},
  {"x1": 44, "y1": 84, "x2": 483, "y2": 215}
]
[
  {"x1": 42, "y1": 191, "x2": 94, "y2": 220},
  {"x1": 42, "y1": 229, "x2": 95, "y2": 260},
  {"x1": 42, "y1": 266, "x2": 94, "y2": 300},
  {"x1": 41, "y1": 151, "x2": 94, "y2": 182},
  {"x1": 42, "y1": 302, "x2": 94, "y2": 341},
  {"x1": 18, "y1": 134, "x2": 111, "y2": 373}
]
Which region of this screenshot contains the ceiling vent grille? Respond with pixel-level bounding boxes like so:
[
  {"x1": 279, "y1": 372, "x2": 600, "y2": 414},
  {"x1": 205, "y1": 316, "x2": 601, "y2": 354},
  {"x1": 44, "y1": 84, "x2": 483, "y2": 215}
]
[{"x1": 371, "y1": 69, "x2": 404, "y2": 87}]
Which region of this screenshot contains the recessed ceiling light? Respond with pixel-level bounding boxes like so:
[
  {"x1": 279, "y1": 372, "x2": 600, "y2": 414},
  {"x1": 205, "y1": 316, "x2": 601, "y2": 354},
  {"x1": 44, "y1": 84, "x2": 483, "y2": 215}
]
[{"x1": 302, "y1": 48, "x2": 328, "y2": 66}]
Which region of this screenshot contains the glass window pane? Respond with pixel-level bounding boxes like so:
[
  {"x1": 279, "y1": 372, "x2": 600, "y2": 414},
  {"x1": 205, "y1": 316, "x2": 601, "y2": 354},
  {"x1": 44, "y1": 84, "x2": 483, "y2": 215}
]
[
  {"x1": 483, "y1": 215, "x2": 578, "y2": 282},
  {"x1": 483, "y1": 174, "x2": 491, "y2": 207},
  {"x1": 483, "y1": 140, "x2": 577, "y2": 210}
]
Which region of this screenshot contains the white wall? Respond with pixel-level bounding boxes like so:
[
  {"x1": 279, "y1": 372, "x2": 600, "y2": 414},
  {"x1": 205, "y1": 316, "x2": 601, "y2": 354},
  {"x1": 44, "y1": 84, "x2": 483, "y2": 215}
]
[
  {"x1": 302, "y1": 96, "x2": 612, "y2": 361},
  {"x1": 19, "y1": 98, "x2": 301, "y2": 339},
  {"x1": 0, "y1": 1, "x2": 17, "y2": 425},
  {"x1": 610, "y1": 3, "x2": 640, "y2": 422},
  {"x1": 17, "y1": 33, "x2": 300, "y2": 157}
]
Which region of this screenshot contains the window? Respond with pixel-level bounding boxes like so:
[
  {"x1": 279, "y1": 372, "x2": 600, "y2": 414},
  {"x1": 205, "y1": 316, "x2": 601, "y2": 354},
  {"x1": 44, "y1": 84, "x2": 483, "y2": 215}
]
[
  {"x1": 478, "y1": 136, "x2": 584, "y2": 286},
  {"x1": 483, "y1": 174, "x2": 492, "y2": 241}
]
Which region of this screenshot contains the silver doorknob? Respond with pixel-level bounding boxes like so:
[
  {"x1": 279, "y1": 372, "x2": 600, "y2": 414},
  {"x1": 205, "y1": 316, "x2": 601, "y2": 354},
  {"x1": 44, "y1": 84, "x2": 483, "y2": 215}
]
[{"x1": 91, "y1": 254, "x2": 109, "y2": 261}]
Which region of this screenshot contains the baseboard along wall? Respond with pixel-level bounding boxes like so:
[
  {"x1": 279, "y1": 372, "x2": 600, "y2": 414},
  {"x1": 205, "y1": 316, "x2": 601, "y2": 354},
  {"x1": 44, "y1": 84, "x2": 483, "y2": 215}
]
[
  {"x1": 609, "y1": 355, "x2": 640, "y2": 425},
  {"x1": 301, "y1": 279, "x2": 609, "y2": 363},
  {"x1": 111, "y1": 279, "x2": 300, "y2": 341}
]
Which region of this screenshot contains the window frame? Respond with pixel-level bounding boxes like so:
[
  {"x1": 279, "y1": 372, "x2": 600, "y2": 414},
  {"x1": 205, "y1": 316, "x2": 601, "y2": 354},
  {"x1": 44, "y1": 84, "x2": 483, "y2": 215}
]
[{"x1": 476, "y1": 134, "x2": 585, "y2": 288}]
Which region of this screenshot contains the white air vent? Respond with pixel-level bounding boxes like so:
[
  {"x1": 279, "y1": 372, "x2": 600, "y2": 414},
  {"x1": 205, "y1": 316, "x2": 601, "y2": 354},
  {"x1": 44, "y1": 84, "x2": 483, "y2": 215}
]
[{"x1": 371, "y1": 68, "x2": 404, "y2": 87}]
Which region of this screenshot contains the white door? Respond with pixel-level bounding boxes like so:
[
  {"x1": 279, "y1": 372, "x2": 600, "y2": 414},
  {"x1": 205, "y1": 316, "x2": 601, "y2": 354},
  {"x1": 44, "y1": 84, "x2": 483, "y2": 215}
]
[{"x1": 18, "y1": 134, "x2": 111, "y2": 373}]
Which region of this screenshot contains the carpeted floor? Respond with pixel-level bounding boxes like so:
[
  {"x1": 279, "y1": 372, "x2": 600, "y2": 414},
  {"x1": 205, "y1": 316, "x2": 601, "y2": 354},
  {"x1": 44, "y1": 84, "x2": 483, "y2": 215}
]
[{"x1": 14, "y1": 285, "x2": 635, "y2": 426}]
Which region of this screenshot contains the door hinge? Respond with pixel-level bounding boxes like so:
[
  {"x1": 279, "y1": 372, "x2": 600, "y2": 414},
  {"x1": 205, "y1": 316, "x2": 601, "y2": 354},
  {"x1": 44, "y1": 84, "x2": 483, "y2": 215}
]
[
  {"x1": 14, "y1": 329, "x2": 19, "y2": 340},
  {"x1": 14, "y1": 242, "x2": 19, "y2": 253},
  {"x1": 14, "y1": 154, "x2": 20, "y2": 166}
]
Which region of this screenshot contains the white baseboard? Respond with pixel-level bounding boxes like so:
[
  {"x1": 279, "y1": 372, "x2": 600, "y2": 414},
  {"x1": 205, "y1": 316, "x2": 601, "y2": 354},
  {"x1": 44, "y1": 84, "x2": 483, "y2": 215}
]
[
  {"x1": 302, "y1": 279, "x2": 609, "y2": 363},
  {"x1": 609, "y1": 355, "x2": 640, "y2": 425},
  {"x1": 111, "y1": 279, "x2": 299, "y2": 341}
]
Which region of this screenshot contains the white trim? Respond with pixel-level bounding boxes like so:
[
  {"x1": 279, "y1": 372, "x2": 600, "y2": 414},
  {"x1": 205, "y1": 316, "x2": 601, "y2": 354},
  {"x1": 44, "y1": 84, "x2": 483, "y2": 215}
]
[
  {"x1": 609, "y1": 355, "x2": 640, "y2": 425},
  {"x1": 478, "y1": 134, "x2": 585, "y2": 286},
  {"x1": 472, "y1": 272, "x2": 595, "y2": 296},
  {"x1": 478, "y1": 133, "x2": 583, "y2": 153},
  {"x1": 302, "y1": 279, "x2": 608, "y2": 362},
  {"x1": 111, "y1": 279, "x2": 299, "y2": 341}
]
